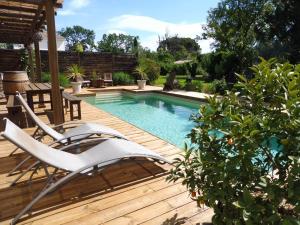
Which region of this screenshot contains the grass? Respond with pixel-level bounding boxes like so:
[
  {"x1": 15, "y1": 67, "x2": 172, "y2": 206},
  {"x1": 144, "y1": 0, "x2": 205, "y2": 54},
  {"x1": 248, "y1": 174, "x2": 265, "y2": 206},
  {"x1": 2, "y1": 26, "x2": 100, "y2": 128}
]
[
  {"x1": 154, "y1": 76, "x2": 186, "y2": 87},
  {"x1": 153, "y1": 75, "x2": 208, "y2": 88}
]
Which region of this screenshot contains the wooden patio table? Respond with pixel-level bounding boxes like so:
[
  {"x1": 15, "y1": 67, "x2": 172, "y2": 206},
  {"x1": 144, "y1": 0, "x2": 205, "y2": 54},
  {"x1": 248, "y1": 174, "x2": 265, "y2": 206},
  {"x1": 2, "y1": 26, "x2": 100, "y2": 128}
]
[{"x1": 25, "y1": 82, "x2": 64, "y2": 121}]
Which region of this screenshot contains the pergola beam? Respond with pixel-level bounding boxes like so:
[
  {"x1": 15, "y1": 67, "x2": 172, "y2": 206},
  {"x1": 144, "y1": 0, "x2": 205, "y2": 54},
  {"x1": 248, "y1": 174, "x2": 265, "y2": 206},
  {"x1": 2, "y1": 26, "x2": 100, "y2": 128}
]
[
  {"x1": 45, "y1": 0, "x2": 64, "y2": 125},
  {"x1": 0, "y1": 12, "x2": 38, "y2": 20},
  {"x1": 4, "y1": 0, "x2": 63, "y2": 8},
  {"x1": 0, "y1": 5, "x2": 38, "y2": 13}
]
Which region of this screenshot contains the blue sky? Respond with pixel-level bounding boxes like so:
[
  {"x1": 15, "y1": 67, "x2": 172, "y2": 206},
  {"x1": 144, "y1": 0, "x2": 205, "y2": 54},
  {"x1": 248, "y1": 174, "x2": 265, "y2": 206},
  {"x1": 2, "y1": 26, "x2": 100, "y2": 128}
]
[{"x1": 56, "y1": 0, "x2": 220, "y2": 53}]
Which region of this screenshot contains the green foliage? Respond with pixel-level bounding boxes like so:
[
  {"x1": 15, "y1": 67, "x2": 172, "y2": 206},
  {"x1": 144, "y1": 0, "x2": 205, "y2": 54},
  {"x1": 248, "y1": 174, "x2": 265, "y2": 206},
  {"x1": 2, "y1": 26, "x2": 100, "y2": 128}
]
[
  {"x1": 211, "y1": 78, "x2": 228, "y2": 94},
  {"x1": 74, "y1": 43, "x2": 84, "y2": 53},
  {"x1": 97, "y1": 33, "x2": 139, "y2": 53},
  {"x1": 201, "y1": 51, "x2": 238, "y2": 82},
  {"x1": 203, "y1": 0, "x2": 300, "y2": 76},
  {"x1": 20, "y1": 48, "x2": 29, "y2": 72},
  {"x1": 134, "y1": 65, "x2": 148, "y2": 80},
  {"x1": 167, "y1": 58, "x2": 300, "y2": 224},
  {"x1": 201, "y1": 82, "x2": 216, "y2": 94},
  {"x1": 91, "y1": 70, "x2": 98, "y2": 81},
  {"x1": 158, "y1": 35, "x2": 201, "y2": 60},
  {"x1": 0, "y1": 43, "x2": 14, "y2": 49},
  {"x1": 66, "y1": 64, "x2": 85, "y2": 81},
  {"x1": 173, "y1": 63, "x2": 188, "y2": 75},
  {"x1": 156, "y1": 49, "x2": 175, "y2": 75},
  {"x1": 58, "y1": 25, "x2": 95, "y2": 51},
  {"x1": 41, "y1": 72, "x2": 70, "y2": 87},
  {"x1": 112, "y1": 72, "x2": 134, "y2": 85},
  {"x1": 139, "y1": 58, "x2": 160, "y2": 83},
  {"x1": 185, "y1": 80, "x2": 203, "y2": 92}
]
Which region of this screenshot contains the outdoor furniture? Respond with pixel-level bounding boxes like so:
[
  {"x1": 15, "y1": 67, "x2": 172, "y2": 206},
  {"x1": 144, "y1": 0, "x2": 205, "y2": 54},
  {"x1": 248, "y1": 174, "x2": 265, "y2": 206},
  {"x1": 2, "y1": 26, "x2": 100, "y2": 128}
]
[
  {"x1": 25, "y1": 82, "x2": 64, "y2": 112},
  {"x1": 77, "y1": 76, "x2": 91, "y2": 87},
  {"x1": 6, "y1": 95, "x2": 24, "y2": 127},
  {"x1": 1, "y1": 118, "x2": 170, "y2": 225},
  {"x1": 62, "y1": 92, "x2": 82, "y2": 120},
  {"x1": 6, "y1": 95, "x2": 22, "y2": 115},
  {"x1": 102, "y1": 73, "x2": 113, "y2": 86},
  {"x1": 16, "y1": 92, "x2": 127, "y2": 143},
  {"x1": 8, "y1": 92, "x2": 128, "y2": 177}
]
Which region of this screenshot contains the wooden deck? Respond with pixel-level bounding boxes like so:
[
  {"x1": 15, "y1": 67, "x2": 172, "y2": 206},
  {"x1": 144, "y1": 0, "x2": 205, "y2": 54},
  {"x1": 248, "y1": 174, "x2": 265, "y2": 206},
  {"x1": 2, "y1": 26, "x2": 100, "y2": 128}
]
[{"x1": 0, "y1": 94, "x2": 213, "y2": 225}]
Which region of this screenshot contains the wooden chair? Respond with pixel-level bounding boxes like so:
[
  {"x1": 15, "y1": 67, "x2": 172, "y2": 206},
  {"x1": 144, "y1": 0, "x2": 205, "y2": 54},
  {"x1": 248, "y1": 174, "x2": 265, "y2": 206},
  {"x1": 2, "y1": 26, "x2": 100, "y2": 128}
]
[{"x1": 102, "y1": 73, "x2": 113, "y2": 86}]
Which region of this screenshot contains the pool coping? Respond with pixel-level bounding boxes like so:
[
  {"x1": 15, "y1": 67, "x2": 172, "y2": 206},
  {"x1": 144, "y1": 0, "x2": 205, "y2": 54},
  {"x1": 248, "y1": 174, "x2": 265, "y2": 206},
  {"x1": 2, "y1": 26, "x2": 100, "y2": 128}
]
[{"x1": 76, "y1": 88, "x2": 209, "y2": 103}]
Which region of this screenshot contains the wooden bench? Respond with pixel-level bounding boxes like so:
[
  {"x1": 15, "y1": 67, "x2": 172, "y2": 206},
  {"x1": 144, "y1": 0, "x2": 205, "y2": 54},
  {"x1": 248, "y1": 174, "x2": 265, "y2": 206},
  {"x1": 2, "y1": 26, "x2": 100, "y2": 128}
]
[{"x1": 62, "y1": 92, "x2": 82, "y2": 120}]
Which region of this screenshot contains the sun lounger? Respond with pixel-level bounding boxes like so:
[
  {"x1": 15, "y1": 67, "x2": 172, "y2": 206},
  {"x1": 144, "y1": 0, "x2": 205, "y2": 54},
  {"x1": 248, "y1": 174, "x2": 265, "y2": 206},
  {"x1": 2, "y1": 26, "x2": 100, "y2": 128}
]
[
  {"x1": 2, "y1": 118, "x2": 170, "y2": 225},
  {"x1": 8, "y1": 92, "x2": 127, "y2": 176},
  {"x1": 15, "y1": 91, "x2": 127, "y2": 143}
]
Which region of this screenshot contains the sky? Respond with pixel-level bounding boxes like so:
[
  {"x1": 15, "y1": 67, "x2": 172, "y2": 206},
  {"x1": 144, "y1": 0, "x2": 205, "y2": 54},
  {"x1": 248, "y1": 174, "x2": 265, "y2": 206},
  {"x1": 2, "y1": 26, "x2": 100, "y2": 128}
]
[{"x1": 56, "y1": 0, "x2": 220, "y2": 53}]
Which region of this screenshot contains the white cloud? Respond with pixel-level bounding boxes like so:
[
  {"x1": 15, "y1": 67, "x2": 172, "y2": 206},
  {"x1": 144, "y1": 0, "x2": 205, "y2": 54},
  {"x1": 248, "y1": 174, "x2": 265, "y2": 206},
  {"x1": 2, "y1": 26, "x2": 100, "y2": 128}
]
[
  {"x1": 70, "y1": 0, "x2": 90, "y2": 9},
  {"x1": 58, "y1": 0, "x2": 90, "y2": 16},
  {"x1": 107, "y1": 14, "x2": 213, "y2": 52},
  {"x1": 58, "y1": 9, "x2": 76, "y2": 16}
]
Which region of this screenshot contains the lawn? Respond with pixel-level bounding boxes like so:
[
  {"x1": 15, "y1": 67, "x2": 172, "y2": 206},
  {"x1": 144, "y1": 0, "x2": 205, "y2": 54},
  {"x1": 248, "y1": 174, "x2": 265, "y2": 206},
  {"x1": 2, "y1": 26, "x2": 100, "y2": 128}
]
[{"x1": 153, "y1": 75, "x2": 186, "y2": 87}]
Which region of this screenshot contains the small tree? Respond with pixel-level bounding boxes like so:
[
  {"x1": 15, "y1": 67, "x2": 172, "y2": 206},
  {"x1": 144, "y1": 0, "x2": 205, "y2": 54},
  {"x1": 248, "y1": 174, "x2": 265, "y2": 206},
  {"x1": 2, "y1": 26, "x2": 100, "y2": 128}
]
[{"x1": 167, "y1": 58, "x2": 300, "y2": 224}]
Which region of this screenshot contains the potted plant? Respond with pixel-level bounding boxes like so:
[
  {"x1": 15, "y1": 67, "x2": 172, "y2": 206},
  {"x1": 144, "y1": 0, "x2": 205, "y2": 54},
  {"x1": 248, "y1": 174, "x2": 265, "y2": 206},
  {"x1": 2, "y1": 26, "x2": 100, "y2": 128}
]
[
  {"x1": 67, "y1": 64, "x2": 85, "y2": 94},
  {"x1": 134, "y1": 65, "x2": 148, "y2": 90},
  {"x1": 90, "y1": 70, "x2": 98, "y2": 88}
]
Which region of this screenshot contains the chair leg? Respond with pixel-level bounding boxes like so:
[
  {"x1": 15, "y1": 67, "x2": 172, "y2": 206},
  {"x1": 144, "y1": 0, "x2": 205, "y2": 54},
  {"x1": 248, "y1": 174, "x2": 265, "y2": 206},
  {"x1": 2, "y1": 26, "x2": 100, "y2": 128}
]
[
  {"x1": 10, "y1": 161, "x2": 40, "y2": 186},
  {"x1": 11, "y1": 169, "x2": 81, "y2": 225},
  {"x1": 7, "y1": 155, "x2": 32, "y2": 176}
]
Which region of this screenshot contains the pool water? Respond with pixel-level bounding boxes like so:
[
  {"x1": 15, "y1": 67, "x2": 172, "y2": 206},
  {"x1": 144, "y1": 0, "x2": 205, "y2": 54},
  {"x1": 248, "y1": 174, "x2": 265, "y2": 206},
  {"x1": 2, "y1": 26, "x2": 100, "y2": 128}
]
[{"x1": 83, "y1": 92, "x2": 202, "y2": 148}]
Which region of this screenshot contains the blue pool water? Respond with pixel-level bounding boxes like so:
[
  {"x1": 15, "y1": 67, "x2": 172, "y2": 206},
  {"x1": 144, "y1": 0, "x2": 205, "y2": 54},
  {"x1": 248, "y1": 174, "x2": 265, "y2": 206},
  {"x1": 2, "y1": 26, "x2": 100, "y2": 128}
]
[{"x1": 83, "y1": 92, "x2": 202, "y2": 148}]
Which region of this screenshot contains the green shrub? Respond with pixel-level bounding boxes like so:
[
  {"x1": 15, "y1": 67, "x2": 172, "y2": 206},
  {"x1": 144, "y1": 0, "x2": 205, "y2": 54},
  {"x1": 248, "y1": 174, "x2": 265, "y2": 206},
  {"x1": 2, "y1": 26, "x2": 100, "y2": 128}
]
[
  {"x1": 167, "y1": 58, "x2": 300, "y2": 224},
  {"x1": 201, "y1": 82, "x2": 216, "y2": 94},
  {"x1": 139, "y1": 58, "x2": 160, "y2": 83},
  {"x1": 211, "y1": 78, "x2": 228, "y2": 94},
  {"x1": 42, "y1": 72, "x2": 70, "y2": 87},
  {"x1": 184, "y1": 80, "x2": 203, "y2": 91},
  {"x1": 112, "y1": 72, "x2": 134, "y2": 85}
]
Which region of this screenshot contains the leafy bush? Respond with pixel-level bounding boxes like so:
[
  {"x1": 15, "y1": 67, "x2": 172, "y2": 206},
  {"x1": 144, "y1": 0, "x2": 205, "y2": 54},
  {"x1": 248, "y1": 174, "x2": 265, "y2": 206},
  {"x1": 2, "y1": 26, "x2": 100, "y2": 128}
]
[
  {"x1": 139, "y1": 58, "x2": 160, "y2": 83},
  {"x1": 184, "y1": 80, "x2": 203, "y2": 91},
  {"x1": 201, "y1": 51, "x2": 238, "y2": 82},
  {"x1": 112, "y1": 72, "x2": 134, "y2": 85},
  {"x1": 201, "y1": 82, "x2": 216, "y2": 94},
  {"x1": 42, "y1": 72, "x2": 70, "y2": 87},
  {"x1": 211, "y1": 78, "x2": 228, "y2": 94},
  {"x1": 167, "y1": 58, "x2": 300, "y2": 224}
]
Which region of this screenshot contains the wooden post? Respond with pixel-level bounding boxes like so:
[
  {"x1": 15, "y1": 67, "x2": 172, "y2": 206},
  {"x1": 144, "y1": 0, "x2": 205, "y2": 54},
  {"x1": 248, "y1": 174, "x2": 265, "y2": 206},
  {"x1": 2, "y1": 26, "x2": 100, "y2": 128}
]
[
  {"x1": 45, "y1": 0, "x2": 63, "y2": 125},
  {"x1": 34, "y1": 39, "x2": 45, "y2": 107},
  {"x1": 27, "y1": 45, "x2": 35, "y2": 81}
]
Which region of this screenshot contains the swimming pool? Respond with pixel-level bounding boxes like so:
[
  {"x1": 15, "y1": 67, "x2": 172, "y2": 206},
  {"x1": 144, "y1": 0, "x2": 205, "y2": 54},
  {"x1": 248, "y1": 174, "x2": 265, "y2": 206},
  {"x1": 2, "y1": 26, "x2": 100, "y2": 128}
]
[{"x1": 83, "y1": 92, "x2": 203, "y2": 148}]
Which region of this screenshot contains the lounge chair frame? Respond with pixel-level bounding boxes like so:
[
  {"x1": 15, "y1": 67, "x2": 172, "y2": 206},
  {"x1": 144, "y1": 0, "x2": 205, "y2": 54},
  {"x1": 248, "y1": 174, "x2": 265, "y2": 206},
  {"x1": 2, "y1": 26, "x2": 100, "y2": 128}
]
[{"x1": 1, "y1": 118, "x2": 170, "y2": 225}]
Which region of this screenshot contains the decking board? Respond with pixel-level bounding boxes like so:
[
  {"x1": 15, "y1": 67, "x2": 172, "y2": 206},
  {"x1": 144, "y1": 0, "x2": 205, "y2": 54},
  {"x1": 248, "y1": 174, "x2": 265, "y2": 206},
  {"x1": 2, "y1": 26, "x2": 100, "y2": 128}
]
[{"x1": 0, "y1": 94, "x2": 212, "y2": 225}]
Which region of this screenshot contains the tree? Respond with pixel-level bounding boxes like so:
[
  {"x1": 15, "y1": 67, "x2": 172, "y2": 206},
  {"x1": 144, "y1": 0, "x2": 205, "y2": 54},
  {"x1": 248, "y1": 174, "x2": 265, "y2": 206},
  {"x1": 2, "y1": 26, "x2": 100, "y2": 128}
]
[
  {"x1": 257, "y1": 0, "x2": 300, "y2": 63},
  {"x1": 167, "y1": 58, "x2": 300, "y2": 224},
  {"x1": 58, "y1": 25, "x2": 95, "y2": 51},
  {"x1": 158, "y1": 35, "x2": 201, "y2": 60},
  {"x1": 203, "y1": 0, "x2": 270, "y2": 74},
  {"x1": 96, "y1": 33, "x2": 139, "y2": 53},
  {"x1": 203, "y1": 0, "x2": 300, "y2": 77}
]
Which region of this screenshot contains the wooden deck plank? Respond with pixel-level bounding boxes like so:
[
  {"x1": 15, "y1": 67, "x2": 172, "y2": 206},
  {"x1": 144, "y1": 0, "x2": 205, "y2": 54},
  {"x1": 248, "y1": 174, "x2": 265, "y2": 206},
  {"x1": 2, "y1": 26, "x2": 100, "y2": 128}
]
[{"x1": 0, "y1": 91, "x2": 212, "y2": 225}]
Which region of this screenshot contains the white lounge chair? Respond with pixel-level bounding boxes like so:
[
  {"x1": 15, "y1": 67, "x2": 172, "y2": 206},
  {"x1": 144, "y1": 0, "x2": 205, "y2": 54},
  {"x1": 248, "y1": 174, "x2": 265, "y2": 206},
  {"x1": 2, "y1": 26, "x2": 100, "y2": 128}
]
[
  {"x1": 15, "y1": 92, "x2": 126, "y2": 143},
  {"x1": 8, "y1": 92, "x2": 127, "y2": 176},
  {"x1": 2, "y1": 118, "x2": 170, "y2": 225}
]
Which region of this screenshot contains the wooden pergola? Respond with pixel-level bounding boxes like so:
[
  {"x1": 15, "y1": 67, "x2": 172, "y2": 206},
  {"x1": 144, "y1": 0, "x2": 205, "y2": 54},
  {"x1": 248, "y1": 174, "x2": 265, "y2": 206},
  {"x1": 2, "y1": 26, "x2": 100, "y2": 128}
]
[{"x1": 0, "y1": 0, "x2": 64, "y2": 124}]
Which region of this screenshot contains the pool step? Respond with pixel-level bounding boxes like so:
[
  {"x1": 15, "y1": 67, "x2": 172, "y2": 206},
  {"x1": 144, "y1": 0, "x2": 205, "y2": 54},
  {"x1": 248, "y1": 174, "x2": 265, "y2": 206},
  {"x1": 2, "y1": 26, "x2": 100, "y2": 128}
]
[{"x1": 95, "y1": 92, "x2": 128, "y2": 103}]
